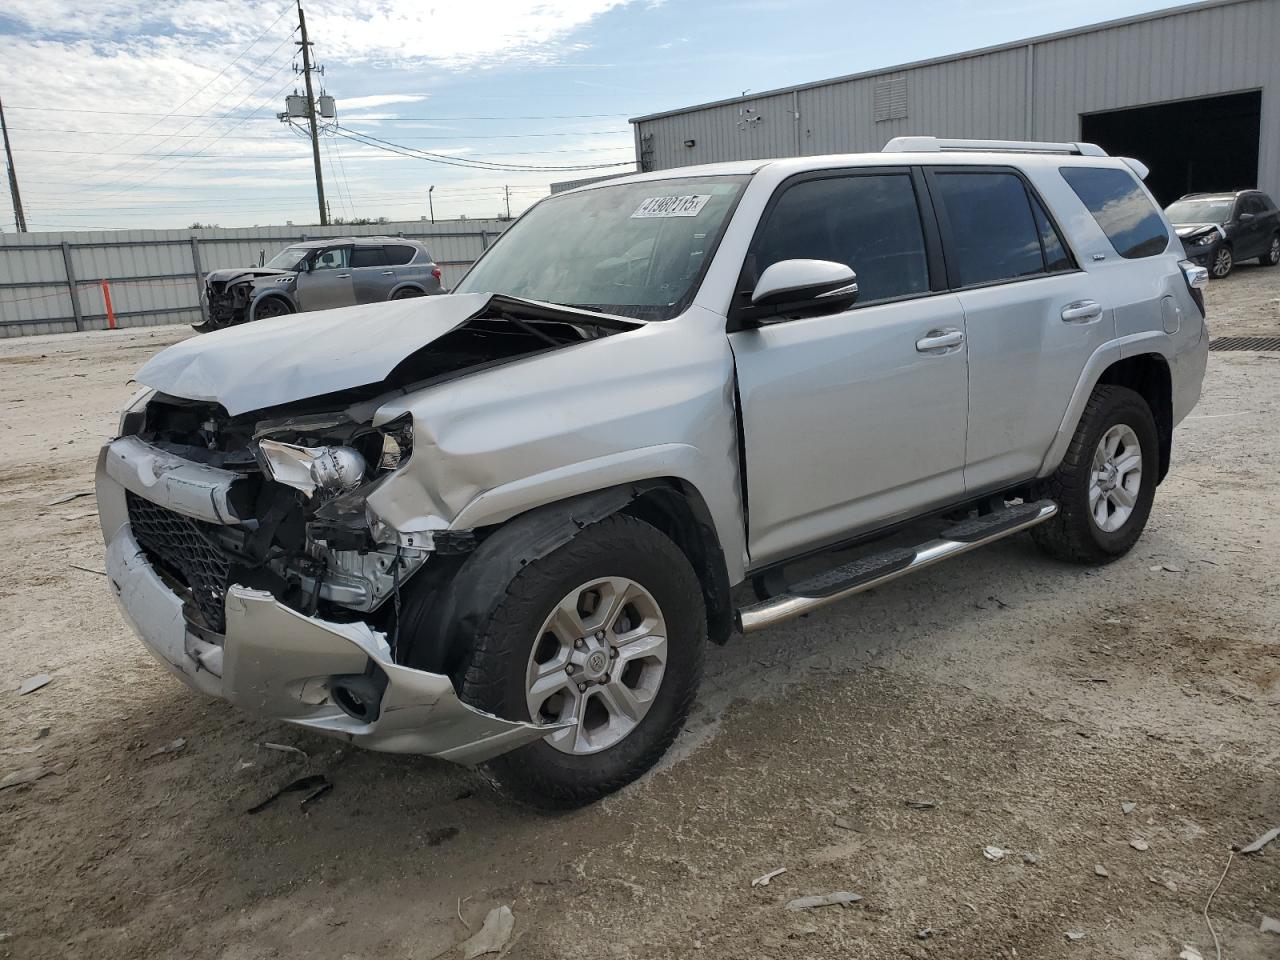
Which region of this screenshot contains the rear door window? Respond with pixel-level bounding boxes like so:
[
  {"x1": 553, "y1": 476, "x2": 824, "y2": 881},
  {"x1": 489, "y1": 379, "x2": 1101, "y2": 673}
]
[
  {"x1": 350, "y1": 246, "x2": 389, "y2": 268},
  {"x1": 746, "y1": 172, "x2": 930, "y2": 305},
  {"x1": 928, "y1": 171, "x2": 1047, "y2": 286},
  {"x1": 383, "y1": 244, "x2": 418, "y2": 265},
  {"x1": 1060, "y1": 166, "x2": 1169, "y2": 259}
]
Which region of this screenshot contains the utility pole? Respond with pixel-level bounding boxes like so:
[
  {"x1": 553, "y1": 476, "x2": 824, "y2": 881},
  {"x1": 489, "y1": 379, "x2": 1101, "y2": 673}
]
[
  {"x1": 0, "y1": 93, "x2": 27, "y2": 233},
  {"x1": 503, "y1": 184, "x2": 511, "y2": 220},
  {"x1": 428, "y1": 185, "x2": 435, "y2": 224},
  {"x1": 295, "y1": 2, "x2": 327, "y2": 226}
]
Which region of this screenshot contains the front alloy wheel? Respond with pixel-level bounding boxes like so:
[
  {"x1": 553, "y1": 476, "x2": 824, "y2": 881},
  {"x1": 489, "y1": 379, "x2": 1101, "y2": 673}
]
[
  {"x1": 458, "y1": 514, "x2": 705, "y2": 808},
  {"x1": 526, "y1": 578, "x2": 667, "y2": 755},
  {"x1": 1211, "y1": 245, "x2": 1233, "y2": 278},
  {"x1": 1262, "y1": 234, "x2": 1280, "y2": 266}
]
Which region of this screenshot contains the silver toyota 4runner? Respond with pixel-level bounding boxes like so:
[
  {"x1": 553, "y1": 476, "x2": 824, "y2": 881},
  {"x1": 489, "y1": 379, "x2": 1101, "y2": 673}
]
[{"x1": 98, "y1": 138, "x2": 1209, "y2": 807}]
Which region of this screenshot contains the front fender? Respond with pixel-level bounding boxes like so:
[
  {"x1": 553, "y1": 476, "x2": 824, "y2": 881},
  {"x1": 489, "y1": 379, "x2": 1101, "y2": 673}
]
[{"x1": 366, "y1": 308, "x2": 748, "y2": 581}]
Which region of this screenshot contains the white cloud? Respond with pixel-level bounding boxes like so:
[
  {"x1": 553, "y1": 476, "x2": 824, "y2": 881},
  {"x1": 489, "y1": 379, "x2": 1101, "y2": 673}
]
[{"x1": 338, "y1": 94, "x2": 429, "y2": 110}]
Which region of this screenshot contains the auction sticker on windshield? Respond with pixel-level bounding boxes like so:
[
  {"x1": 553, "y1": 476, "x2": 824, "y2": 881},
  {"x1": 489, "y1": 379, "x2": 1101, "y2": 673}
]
[{"x1": 631, "y1": 195, "x2": 711, "y2": 218}]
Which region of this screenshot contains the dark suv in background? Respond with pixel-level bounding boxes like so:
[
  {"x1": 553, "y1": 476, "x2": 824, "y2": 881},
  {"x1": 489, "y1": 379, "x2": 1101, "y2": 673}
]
[{"x1": 1165, "y1": 189, "x2": 1280, "y2": 278}]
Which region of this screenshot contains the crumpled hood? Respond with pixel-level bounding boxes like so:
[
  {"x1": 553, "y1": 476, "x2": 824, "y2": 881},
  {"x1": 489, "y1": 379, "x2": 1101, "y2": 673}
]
[
  {"x1": 1174, "y1": 223, "x2": 1223, "y2": 239},
  {"x1": 205, "y1": 267, "x2": 293, "y2": 285},
  {"x1": 138, "y1": 293, "x2": 493, "y2": 416}
]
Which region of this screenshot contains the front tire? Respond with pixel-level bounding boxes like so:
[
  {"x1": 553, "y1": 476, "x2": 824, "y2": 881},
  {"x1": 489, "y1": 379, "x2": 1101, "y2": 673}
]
[
  {"x1": 252, "y1": 297, "x2": 293, "y2": 321},
  {"x1": 1211, "y1": 244, "x2": 1233, "y2": 278},
  {"x1": 1030, "y1": 385, "x2": 1158, "y2": 565},
  {"x1": 459, "y1": 514, "x2": 705, "y2": 809}
]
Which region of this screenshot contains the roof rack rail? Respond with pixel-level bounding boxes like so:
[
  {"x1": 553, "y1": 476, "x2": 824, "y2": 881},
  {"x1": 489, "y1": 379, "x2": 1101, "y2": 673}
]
[{"x1": 882, "y1": 136, "x2": 1109, "y2": 157}]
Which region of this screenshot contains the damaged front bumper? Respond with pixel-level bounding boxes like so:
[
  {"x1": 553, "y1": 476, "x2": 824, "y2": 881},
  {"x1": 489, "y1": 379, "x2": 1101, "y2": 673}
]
[{"x1": 97, "y1": 440, "x2": 568, "y2": 765}]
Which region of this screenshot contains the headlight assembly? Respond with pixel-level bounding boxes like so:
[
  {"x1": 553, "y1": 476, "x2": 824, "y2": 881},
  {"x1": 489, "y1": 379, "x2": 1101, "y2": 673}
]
[
  {"x1": 1194, "y1": 233, "x2": 1217, "y2": 246},
  {"x1": 256, "y1": 440, "x2": 367, "y2": 498}
]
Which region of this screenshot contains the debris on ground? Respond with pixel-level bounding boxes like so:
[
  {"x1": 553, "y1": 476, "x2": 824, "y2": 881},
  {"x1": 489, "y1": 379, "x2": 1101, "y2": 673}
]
[
  {"x1": 982, "y1": 846, "x2": 1009, "y2": 861},
  {"x1": 299, "y1": 780, "x2": 332, "y2": 811},
  {"x1": 1022, "y1": 852, "x2": 1039, "y2": 865},
  {"x1": 1122, "y1": 801, "x2": 1137, "y2": 814},
  {"x1": 1240, "y1": 825, "x2": 1279, "y2": 854},
  {"x1": 1179, "y1": 946, "x2": 1204, "y2": 960},
  {"x1": 751, "y1": 867, "x2": 787, "y2": 887},
  {"x1": 785, "y1": 892, "x2": 862, "y2": 911},
  {"x1": 47, "y1": 490, "x2": 93, "y2": 506},
  {"x1": 1149, "y1": 562, "x2": 1186, "y2": 573},
  {"x1": 1065, "y1": 930, "x2": 1086, "y2": 941},
  {"x1": 1260, "y1": 916, "x2": 1280, "y2": 935},
  {"x1": 459, "y1": 905, "x2": 515, "y2": 959},
  {"x1": 235, "y1": 759, "x2": 254, "y2": 771},
  {"x1": 916, "y1": 927, "x2": 933, "y2": 940},
  {"x1": 34, "y1": 726, "x2": 50, "y2": 740},
  {"x1": 832, "y1": 816, "x2": 861, "y2": 832},
  {"x1": 259, "y1": 742, "x2": 308, "y2": 758},
  {"x1": 1130, "y1": 838, "x2": 1150, "y2": 851},
  {"x1": 246, "y1": 774, "x2": 329, "y2": 814},
  {"x1": 904, "y1": 800, "x2": 936, "y2": 810},
  {"x1": 143, "y1": 738, "x2": 186, "y2": 760},
  {"x1": 17, "y1": 674, "x2": 52, "y2": 696},
  {"x1": 1094, "y1": 864, "x2": 1109, "y2": 877},
  {"x1": 0, "y1": 766, "x2": 51, "y2": 790},
  {"x1": 66, "y1": 563, "x2": 106, "y2": 577}
]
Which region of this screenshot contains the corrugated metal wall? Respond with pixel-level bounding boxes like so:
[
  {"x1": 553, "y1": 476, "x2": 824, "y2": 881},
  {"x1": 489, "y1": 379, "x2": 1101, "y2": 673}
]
[
  {"x1": 634, "y1": 0, "x2": 1279, "y2": 194},
  {"x1": 0, "y1": 219, "x2": 511, "y2": 338}
]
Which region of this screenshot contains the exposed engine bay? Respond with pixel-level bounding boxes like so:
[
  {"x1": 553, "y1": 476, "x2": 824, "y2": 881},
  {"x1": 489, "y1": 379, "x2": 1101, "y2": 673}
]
[{"x1": 121, "y1": 302, "x2": 635, "y2": 640}]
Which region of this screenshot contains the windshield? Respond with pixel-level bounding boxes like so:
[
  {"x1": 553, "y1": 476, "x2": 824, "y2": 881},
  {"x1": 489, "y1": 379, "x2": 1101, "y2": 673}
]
[
  {"x1": 1164, "y1": 198, "x2": 1233, "y2": 225},
  {"x1": 264, "y1": 246, "x2": 311, "y2": 270},
  {"x1": 454, "y1": 175, "x2": 749, "y2": 320}
]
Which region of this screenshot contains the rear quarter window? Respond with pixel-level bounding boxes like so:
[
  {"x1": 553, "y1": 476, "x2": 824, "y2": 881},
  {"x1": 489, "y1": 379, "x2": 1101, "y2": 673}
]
[
  {"x1": 384, "y1": 244, "x2": 418, "y2": 265},
  {"x1": 1060, "y1": 166, "x2": 1169, "y2": 259}
]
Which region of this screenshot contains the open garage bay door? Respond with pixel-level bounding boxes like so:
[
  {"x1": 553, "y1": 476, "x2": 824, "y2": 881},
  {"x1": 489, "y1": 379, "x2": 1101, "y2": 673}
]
[{"x1": 1081, "y1": 91, "x2": 1261, "y2": 207}]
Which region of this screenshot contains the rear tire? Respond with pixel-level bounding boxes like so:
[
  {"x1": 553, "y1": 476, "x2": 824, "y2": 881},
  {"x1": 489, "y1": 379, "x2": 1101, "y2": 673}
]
[
  {"x1": 459, "y1": 514, "x2": 705, "y2": 809},
  {"x1": 1260, "y1": 233, "x2": 1280, "y2": 266},
  {"x1": 1030, "y1": 385, "x2": 1158, "y2": 565},
  {"x1": 391, "y1": 288, "x2": 424, "y2": 300}
]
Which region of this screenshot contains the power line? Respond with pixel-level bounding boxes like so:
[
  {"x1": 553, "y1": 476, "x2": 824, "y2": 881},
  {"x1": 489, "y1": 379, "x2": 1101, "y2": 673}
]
[
  {"x1": 328, "y1": 124, "x2": 634, "y2": 173},
  {"x1": 5, "y1": 105, "x2": 639, "y2": 121}
]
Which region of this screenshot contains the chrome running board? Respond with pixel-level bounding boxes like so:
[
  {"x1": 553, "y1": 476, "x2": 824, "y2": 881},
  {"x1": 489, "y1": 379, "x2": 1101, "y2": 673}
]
[{"x1": 735, "y1": 500, "x2": 1058, "y2": 634}]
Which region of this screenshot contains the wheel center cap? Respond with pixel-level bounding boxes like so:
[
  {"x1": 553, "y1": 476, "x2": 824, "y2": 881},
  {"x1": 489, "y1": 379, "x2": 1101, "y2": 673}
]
[{"x1": 583, "y1": 649, "x2": 609, "y2": 681}]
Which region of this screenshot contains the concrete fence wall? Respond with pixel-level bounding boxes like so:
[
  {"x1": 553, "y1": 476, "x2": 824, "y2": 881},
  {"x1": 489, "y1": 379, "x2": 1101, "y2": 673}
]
[{"x1": 0, "y1": 219, "x2": 512, "y2": 338}]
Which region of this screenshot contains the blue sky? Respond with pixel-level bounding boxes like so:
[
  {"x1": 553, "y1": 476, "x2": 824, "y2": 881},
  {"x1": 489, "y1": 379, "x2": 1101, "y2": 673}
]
[{"x1": 0, "y1": 0, "x2": 1195, "y2": 231}]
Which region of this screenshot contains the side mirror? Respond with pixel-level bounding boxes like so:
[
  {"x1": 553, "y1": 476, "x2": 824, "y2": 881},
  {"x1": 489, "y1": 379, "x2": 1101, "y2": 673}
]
[{"x1": 750, "y1": 259, "x2": 858, "y2": 315}]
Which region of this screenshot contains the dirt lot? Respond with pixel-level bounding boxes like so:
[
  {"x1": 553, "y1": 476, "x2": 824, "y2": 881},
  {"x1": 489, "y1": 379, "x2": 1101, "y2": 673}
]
[{"x1": 1, "y1": 266, "x2": 1277, "y2": 960}]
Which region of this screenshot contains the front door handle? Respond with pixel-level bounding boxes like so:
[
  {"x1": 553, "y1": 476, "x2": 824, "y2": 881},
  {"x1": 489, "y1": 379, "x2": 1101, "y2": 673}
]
[
  {"x1": 335, "y1": 273, "x2": 351, "y2": 279},
  {"x1": 380, "y1": 270, "x2": 395, "y2": 275},
  {"x1": 915, "y1": 329, "x2": 964, "y2": 353},
  {"x1": 1061, "y1": 300, "x2": 1103, "y2": 323}
]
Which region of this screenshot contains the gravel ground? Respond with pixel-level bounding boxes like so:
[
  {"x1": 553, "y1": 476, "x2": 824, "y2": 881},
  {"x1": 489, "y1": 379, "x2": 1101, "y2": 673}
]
[{"x1": 0, "y1": 270, "x2": 1277, "y2": 960}]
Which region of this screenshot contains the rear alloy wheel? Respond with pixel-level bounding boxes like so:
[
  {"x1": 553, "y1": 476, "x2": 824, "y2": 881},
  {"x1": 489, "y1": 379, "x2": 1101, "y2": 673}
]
[
  {"x1": 1031, "y1": 384, "x2": 1158, "y2": 564},
  {"x1": 459, "y1": 514, "x2": 705, "y2": 808},
  {"x1": 1261, "y1": 234, "x2": 1280, "y2": 266},
  {"x1": 253, "y1": 297, "x2": 292, "y2": 321},
  {"x1": 1211, "y1": 245, "x2": 1233, "y2": 279}
]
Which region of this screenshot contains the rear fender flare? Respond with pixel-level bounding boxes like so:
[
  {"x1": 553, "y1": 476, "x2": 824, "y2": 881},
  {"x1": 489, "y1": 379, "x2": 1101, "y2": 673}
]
[{"x1": 1038, "y1": 332, "x2": 1173, "y2": 477}]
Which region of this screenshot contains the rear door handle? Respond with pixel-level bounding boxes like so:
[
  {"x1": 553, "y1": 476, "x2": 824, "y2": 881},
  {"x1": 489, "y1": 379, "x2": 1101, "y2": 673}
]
[
  {"x1": 1061, "y1": 300, "x2": 1103, "y2": 323},
  {"x1": 915, "y1": 329, "x2": 964, "y2": 353}
]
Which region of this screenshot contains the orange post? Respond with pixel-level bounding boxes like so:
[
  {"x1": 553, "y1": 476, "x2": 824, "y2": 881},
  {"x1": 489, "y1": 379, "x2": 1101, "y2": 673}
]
[{"x1": 100, "y1": 279, "x2": 116, "y2": 330}]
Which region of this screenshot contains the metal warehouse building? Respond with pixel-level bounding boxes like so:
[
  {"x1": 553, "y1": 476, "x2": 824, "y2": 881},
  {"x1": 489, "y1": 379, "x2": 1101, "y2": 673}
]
[{"x1": 629, "y1": 0, "x2": 1278, "y2": 205}]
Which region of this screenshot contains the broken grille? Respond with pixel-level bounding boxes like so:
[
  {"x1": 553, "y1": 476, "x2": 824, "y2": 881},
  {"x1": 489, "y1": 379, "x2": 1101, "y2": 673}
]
[
  {"x1": 1209, "y1": 336, "x2": 1280, "y2": 351},
  {"x1": 127, "y1": 493, "x2": 231, "y2": 632}
]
